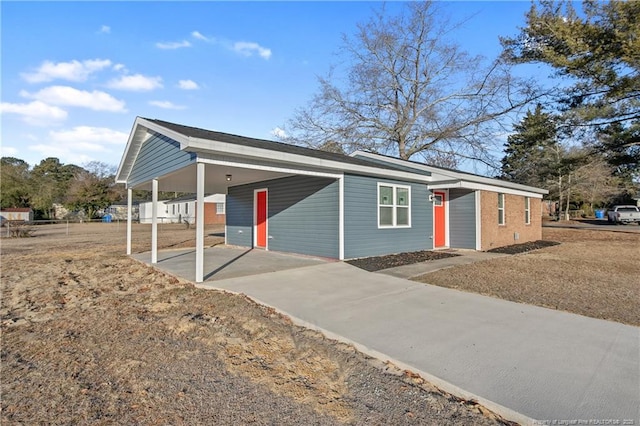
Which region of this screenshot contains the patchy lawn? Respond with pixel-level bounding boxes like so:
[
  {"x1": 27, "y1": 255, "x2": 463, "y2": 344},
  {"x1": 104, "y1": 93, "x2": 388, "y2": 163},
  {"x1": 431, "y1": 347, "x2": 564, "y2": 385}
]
[
  {"x1": 1, "y1": 223, "x2": 502, "y2": 425},
  {"x1": 413, "y1": 228, "x2": 640, "y2": 326}
]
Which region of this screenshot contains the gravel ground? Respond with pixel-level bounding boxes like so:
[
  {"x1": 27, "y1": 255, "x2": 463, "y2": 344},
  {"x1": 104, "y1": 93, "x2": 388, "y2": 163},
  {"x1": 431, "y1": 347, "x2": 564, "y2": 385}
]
[
  {"x1": 1, "y1": 223, "x2": 505, "y2": 425},
  {"x1": 346, "y1": 251, "x2": 460, "y2": 272}
]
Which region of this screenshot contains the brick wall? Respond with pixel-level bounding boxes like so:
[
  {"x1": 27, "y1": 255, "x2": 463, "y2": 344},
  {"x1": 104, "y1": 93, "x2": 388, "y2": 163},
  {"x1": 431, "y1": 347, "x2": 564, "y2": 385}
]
[
  {"x1": 480, "y1": 191, "x2": 541, "y2": 250},
  {"x1": 203, "y1": 203, "x2": 225, "y2": 225}
]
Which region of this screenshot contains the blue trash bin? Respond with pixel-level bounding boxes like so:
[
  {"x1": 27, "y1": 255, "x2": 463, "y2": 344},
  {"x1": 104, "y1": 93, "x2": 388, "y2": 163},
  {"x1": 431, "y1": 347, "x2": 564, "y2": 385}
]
[
  {"x1": 595, "y1": 209, "x2": 605, "y2": 219},
  {"x1": 102, "y1": 214, "x2": 112, "y2": 223}
]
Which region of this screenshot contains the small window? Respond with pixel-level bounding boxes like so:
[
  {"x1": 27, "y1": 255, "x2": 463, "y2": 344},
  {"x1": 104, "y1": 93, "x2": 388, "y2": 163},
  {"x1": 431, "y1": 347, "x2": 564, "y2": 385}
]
[
  {"x1": 216, "y1": 203, "x2": 225, "y2": 214},
  {"x1": 498, "y1": 193, "x2": 505, "y2": 225},
  {"x1": 185, "y1": 203, "x2": 189, "y2": 214},
  {"x1": 378, "y1": 183, "x2": 411, "y2": 228},
  {"x1": 433, "y1": 195, "x2": 443, "y2": 206},
  {"x1": 172, "y1": 205, "x2": 176, "y2": 215},
  {"x1": 524, "y1": 197, "x2": 531, "y2": 225}
]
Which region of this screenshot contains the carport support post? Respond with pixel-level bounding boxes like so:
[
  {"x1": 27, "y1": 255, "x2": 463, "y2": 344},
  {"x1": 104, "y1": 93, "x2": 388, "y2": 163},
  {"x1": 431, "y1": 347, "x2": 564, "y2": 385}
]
[
  {"x1": 195, "y1": 162, "x2": 205, "y2": 283},
  {"x1": 151, "y1": 178, "x2": 158, "y2": 264},
  {"x1": 126, "y1": 188, "x2": 132, "y2": 255}
]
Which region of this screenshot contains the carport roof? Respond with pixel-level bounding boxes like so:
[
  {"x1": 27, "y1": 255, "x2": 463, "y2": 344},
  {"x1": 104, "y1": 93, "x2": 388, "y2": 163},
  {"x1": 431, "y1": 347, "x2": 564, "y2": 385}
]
[{"x1": 144, "y1": 118, "x2": 429, "y2": 174}]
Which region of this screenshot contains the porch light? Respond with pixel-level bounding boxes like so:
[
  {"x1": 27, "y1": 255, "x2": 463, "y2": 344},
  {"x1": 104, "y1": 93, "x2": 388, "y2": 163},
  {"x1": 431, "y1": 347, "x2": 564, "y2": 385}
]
[{"x1": 225, "y1": 174, "x2": 232, "y2": 181}]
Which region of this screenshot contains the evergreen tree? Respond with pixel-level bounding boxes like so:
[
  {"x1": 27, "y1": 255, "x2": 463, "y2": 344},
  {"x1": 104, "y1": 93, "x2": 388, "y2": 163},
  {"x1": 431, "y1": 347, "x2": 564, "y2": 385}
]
[
  {"x1": 501, "y1": 105, "x2": 559, "y2": 187},
  {"x1": 501, "y1": 0, "x2": 640, "y2": 172}
]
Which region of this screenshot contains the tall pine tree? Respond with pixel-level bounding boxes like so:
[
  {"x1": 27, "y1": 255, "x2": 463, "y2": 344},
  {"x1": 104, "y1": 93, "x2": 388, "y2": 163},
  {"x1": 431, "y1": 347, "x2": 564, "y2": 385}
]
[{"x1": 501, "y1": 105, "x2": 560, "y2": 188}]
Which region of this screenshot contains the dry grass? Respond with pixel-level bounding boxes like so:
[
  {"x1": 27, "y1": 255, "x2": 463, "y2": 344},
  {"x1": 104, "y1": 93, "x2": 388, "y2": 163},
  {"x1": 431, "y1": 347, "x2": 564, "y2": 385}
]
[
  {"x1": 413, "y1": 228, "x2": 640, "y2": 326},
  {"x1": 1, "y1": 223, "x2": 502, "y2": 425}
]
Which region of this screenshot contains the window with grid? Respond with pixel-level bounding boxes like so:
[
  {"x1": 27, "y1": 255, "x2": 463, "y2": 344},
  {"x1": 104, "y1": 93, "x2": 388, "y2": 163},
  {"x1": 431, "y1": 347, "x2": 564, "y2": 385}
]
[
  {"x1": 378, "y1": 184, "x2": 411, "y2": 228},
  {"x1": 524, "y1": 197, "x2": 530, "y2": 224},
  {"x1": 498, "y1": 193, "x2": 505, "y2": 225},
  {"x1": 216, "y1": 203, "x2": 225, "y2": 214}
]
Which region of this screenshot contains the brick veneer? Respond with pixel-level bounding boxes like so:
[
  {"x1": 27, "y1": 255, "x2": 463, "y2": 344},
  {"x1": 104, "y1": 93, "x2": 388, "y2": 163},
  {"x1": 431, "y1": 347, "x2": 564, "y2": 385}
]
[{"x1": 480, "y1": 191, "x2": 541, "y2": 250}]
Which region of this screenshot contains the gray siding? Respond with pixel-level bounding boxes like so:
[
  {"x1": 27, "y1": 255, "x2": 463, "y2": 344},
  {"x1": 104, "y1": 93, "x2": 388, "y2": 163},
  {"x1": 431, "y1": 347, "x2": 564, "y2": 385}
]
[
  {"x1": 128, "y1": 133, "x2": 195, "y2": 187},
  {"x1": 344, "y1": 174, "x2": 432, "y2": 259},
  {"x1": 448, "y1": 188, "x2": 476, "y2": 249},
  {"x1": 226, "y1": 176, "x2": 339, "y2": 258}
]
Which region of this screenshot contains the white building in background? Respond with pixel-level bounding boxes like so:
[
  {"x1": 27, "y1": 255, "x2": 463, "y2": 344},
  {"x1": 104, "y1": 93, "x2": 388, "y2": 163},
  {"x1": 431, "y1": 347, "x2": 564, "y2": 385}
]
[{"x1": 138, "y1": 194, "x2": 225, "y2": 224}]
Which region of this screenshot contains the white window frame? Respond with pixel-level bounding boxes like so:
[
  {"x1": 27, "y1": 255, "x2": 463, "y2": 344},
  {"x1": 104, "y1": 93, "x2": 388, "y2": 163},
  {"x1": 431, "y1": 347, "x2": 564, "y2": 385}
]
[
  {"x1": 216, "y1": 202, "x2": 225, "y2": 215},
  {"x1": 498, "y1": 193, "x2": 505, "y2": 225},
  {"x1": 524, "y1": 196, "x2": 531, "y2": 225},
  {"x1": 377, "y1": 183, "x2": 411, "y2": 229}
]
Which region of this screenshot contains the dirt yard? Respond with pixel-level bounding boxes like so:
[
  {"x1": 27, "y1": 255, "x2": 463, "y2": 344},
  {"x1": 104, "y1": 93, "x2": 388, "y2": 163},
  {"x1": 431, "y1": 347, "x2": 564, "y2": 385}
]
[
  {"x1": 414, "y1": 228, "x2": 640, "y2": 326},
  {"x1": 1, "y1": 223, "x2": 503, "y2": 425}
]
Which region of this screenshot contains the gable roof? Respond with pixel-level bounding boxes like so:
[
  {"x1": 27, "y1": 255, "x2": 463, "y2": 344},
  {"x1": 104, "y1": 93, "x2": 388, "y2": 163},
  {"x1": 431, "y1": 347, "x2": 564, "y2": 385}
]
[
  {"x1": 116, "y1": 117, "x2": 431, "y2": 185},
  {"x1": 144, "y1": 118, "x2": 423, "y2": 173},
  {"x1": 352, "y1": 151, "x2": 548, "y2": 196}
]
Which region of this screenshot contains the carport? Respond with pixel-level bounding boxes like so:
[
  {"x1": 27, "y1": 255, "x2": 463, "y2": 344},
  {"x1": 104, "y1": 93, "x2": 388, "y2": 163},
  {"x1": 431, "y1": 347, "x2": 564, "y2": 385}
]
[{"x1": 115, "y1": 117, "x2": 347, "y2": 282}]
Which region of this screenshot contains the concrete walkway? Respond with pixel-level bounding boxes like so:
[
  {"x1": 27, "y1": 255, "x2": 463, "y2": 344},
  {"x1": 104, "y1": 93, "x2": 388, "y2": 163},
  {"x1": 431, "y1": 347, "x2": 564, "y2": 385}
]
[
  {"x1": 134, "y1": 247, "x2": 639, "y2": 424},
  {"x1": 200, "y1": 262, "x2": 639, "y2": 424}
]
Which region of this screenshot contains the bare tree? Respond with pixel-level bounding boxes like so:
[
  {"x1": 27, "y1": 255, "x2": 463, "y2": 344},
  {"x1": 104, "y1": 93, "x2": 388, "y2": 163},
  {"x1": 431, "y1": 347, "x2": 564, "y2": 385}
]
[{"x1": 281, "y1": 2, "x2": 540, "y2": 168}]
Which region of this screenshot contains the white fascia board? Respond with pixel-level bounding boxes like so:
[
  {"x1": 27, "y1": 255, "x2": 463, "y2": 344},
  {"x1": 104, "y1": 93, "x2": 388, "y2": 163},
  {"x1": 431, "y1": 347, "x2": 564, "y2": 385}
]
[
  {"x1": 428, "y1": 180, "x2": 545, "y2": 199},
  {"x1": 353, "y1": 151, "x2": 548, "y2": 195},
  {"x1": 116, "y1": 117, "x2": 189, "y2": 185},
  {"x1": 198, "y1": 157, "x2": 343, "y2": 180},
  {"x1": 187, "y1": 138, "x2": 431, "y2": 183},
  {"x1": 116, "y1": 117, "x2": 147, "y2": 184}
]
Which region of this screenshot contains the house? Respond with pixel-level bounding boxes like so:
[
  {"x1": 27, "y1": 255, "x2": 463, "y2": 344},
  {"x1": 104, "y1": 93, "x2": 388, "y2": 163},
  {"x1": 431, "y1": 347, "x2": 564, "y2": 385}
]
[
  {"x1": 116, "y1": 117, "x2": 547, "y2": 282},
  {"x1": 0, "y1": 208, "x2": 34, "y2": 222},
  {"x1": 139, "y1": 194, "x2": 225, "y2": 224}
]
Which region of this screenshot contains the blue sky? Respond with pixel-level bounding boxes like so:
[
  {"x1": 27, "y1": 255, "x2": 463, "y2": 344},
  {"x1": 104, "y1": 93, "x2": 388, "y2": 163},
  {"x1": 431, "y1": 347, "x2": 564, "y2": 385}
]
[{"x1": 1, "y1": 1, "x2": 536, "y2": 170}]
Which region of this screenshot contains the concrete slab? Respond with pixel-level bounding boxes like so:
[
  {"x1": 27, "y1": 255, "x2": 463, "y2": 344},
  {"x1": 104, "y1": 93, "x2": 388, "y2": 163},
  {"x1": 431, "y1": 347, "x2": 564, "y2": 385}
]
[
  {"x1": 132, "y1": 246, "x2": 328, "y2": 281},
  {"x1": 202, "y1": 262, "x2": 640, "y2": 424}
]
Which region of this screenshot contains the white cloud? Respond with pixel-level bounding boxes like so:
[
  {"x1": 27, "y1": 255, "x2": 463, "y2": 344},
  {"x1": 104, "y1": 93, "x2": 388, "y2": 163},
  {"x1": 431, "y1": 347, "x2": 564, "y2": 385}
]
[
  {"x1": 21, "y1": 59, "x2": 112, "y2": 83},
  {"x1": 99, "y1": 25, "x2": 111, "y2": 34},
  {"x1": 21, "y1": 86, "x2": 126, "y2": 112},
  {"x1": 233, "y1": 42, "x2": 272, "y2": 60},
  {"x1": 0, "y1": 101, "x2": 68, "y2": 126},
  {"x1": 28, "y1": 126, "x2": 129, "y2": 165},
  {"x1": 270, "y1": 127, "x2": 287, "y2": 139},
  {"x1": 113, "y1": 63, "x2": 127, "y2": 72},
  {"x1": 149, "y1": 100, "x2": 186, "y2": 110},
  {"x1": 156, "y1": 40, "x2": 191, "y2": 50},
  {"x1": 178, "y1": 79, "x2": 199, "y2": 90},
  {"x1": 191, "y1": 31, "x2": 271, "y2": 60},
  {"x1": 191, "y1": 31, "x2": 209, "y2": 41},
  {"x1": 107, "y1": 74, "x2": 163, "y2": 91}
]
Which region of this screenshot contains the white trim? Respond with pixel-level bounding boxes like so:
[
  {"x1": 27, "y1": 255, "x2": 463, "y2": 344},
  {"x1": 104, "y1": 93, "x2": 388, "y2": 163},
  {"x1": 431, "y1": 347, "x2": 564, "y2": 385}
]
[
  {"x1": 338, "y1": 174, "x2": 345, "y2": 260},
  {"x1": 524, "y1": 196, "x2": 531, "y2": 225},
  {"x1": 188, "y1": 138, "x2": 431, "y2": 184},
  {"x1": 353, "y1": 151, "x2": 548, "y2": 196},
  {"x1": 195, "y1": 162, "x2": 205, "y2": 283},
  {"x1": 432, "y1": 189, "x2": 449, "y2": 248},
  {"x1": 377, "y1": 183, "x2": 411, "y2": 229},
  {"x1": 253, "y1": 188, "x2": 268, "y2": 250},
  {"x1": 475, "y1": 190, "x2": 482, "y2": 251},
  {"x1": 428, "y1": 180, "x2": 544, "y2": 199},
  {"x1": 197, "y1": 157, "x2": 342, "y2": 180},
  {"x1": 126, "y1": 188, "x2": 132, "y2": 255},
  {"x1": 498, "y1": 192, "x2": 506, "y2": 226},
  {"x1": 151, "y1": 178, "x2": 158, "y2": 264}
]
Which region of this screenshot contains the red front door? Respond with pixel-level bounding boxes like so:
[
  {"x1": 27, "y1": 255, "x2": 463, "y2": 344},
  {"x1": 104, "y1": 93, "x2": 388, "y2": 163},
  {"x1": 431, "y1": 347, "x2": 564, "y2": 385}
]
[
  {"x1": 433, "y1": 191, "x2": 446, "y2": 248},
  {"x1": 255, "y1": 190, "x2": 267, "y2": 248}
]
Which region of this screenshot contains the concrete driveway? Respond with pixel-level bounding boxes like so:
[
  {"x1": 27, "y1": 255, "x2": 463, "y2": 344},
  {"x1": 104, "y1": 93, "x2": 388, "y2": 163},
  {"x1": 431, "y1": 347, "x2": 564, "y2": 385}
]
[{"x1": 200, "y1": 261, "x2": 640, "y2": 424}]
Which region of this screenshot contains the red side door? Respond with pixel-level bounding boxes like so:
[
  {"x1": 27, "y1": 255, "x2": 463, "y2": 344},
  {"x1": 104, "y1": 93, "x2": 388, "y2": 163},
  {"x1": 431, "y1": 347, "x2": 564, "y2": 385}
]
[
  {"x1": 433, "y1": 191, "x2": 446, "y2": 248},
  {"x1": 255, "y1": 190, "x2": 267, "y2": 248}
]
